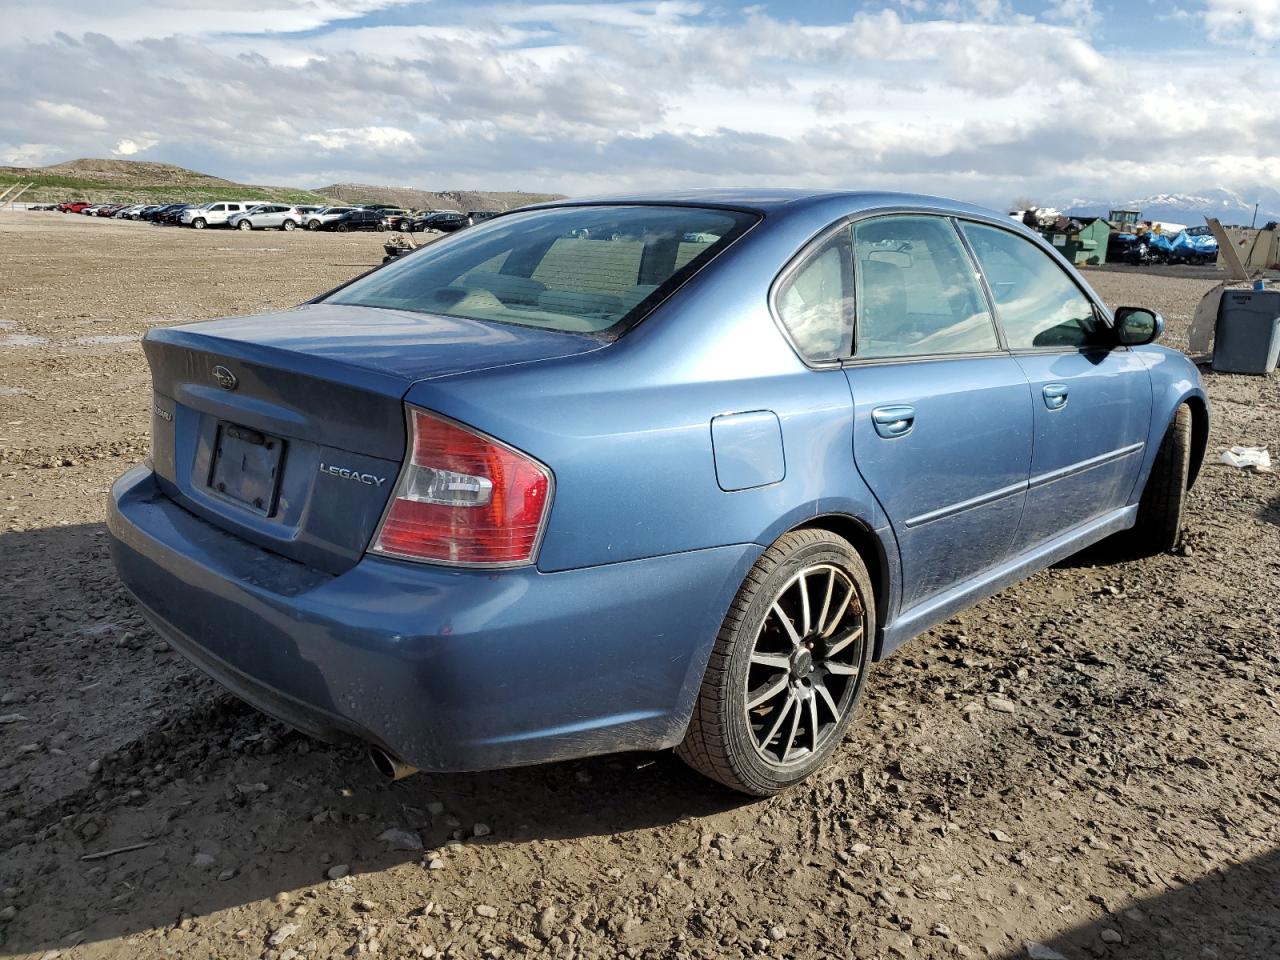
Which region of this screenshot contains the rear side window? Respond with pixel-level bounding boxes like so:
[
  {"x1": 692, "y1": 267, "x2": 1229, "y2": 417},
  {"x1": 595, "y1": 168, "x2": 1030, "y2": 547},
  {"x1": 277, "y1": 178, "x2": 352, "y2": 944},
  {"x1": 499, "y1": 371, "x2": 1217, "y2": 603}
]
[
  {"x1": 326, "y1": 205, "x2": 758, "y2": 338},
  {"x1": 959, "y1": 223, "x2": 1105, "y2": 350},
  {"x1": 853, "y1": 215, "x2": 998, "y2": 359},
  {"x1": 775, "y1": 228, "x2": 854, "y2": 362}
]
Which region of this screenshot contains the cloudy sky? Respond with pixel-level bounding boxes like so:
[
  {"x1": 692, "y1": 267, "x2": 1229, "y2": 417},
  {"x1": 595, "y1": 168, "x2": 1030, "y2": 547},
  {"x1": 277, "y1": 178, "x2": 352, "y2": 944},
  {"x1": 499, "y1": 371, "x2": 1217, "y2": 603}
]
[{"x1": 2, "y1": 0, "x2": 1277, "y2": 208}]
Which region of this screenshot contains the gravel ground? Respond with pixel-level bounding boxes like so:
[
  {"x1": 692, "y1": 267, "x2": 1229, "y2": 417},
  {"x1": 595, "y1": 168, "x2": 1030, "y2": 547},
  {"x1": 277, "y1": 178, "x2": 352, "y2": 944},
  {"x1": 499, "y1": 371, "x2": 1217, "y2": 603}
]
[{"x1": 1, "y1": 212, "x2": 1277, "y2": 960}]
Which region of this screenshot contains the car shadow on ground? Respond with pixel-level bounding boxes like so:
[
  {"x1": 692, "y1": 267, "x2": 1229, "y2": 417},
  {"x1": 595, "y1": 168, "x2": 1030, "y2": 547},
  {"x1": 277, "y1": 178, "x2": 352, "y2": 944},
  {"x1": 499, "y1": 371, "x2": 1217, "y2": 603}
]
[
  {"x1": 1051, "y1": 533, "x2": 1142, "y2": 570},
  {"x1": 9, "y1": 718, "x2": 749, "y2": 953},
  {"x1": 996, "y1": 846, "x2": 1280, "y2": 960},
  {"x1": 1, "y1": 521, "x2": 751, "y2": 954},
  {"x1": 1259, "y1": 495, "x2": 1280, "y2": 528}
]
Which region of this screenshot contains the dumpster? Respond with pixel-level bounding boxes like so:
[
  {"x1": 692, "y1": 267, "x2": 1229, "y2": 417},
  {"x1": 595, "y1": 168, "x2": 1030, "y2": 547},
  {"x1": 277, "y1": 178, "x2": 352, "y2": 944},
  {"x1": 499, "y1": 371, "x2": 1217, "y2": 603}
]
[
  {"x1": 1214, "y1": 289, "x2": 1280, "y2": 375},
  {"x1": 1041, "y1": 217, "x2": 1109, "y2": 265}
]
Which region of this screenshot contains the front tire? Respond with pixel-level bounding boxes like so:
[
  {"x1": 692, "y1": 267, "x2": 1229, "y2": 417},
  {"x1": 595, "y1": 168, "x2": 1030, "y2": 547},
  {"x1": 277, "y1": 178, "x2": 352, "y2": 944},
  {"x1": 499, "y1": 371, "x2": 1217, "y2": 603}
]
[
  {"x1": 677, "y1": 529, "x2": 875, "y2": 796},
  {"x1": 1130, "y1": 404, "x2": 1192, "y2": 554},
  {"x1": 237, "y1": 220, "x2": 252, "y2": 231},
  {"x1": 192, "y1": 218, "x2": 206, "y2": 230}
]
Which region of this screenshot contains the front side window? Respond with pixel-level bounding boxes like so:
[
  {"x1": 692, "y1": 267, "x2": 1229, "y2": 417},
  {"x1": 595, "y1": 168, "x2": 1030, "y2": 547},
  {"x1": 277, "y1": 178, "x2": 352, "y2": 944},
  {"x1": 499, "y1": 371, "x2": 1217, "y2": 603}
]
[
  {"x1": 775, "y1": 228, "x2": 854, "y2": 362},
  {"x1": 326, "y1": 205, "x2": 758, "y2": 338},
  {"x1": 853, "y1": 216, "x2": 999, "y2": 359},
  {"x1": 960, "y1": 223, "x2": 1105, "y2": 350}
]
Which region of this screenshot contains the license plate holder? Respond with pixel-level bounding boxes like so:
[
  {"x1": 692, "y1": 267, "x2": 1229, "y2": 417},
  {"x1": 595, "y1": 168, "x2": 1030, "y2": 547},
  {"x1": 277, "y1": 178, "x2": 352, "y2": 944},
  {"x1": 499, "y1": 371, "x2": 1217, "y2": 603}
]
[{"x1": 209, "y1": 423, "x2": 283, "y2": 516}]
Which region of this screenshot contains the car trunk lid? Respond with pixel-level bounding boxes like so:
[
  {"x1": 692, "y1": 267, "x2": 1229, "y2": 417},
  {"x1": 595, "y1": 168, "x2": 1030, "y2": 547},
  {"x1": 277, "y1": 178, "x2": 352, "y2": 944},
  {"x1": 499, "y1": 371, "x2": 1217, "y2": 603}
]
[{"x1": 145, "y1": 303, "x2": 603, "y2": 574}]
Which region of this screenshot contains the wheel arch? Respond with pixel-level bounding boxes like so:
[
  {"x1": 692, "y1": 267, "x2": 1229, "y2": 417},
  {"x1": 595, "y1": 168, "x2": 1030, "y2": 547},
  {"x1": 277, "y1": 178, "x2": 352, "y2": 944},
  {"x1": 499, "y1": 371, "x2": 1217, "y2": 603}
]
[
  {"x1": 1183, "y1": 393, "x2": 1209, "y2": 489},
  {"x1": 788, "y1": 513, "x2": 894, "y2": 657}
]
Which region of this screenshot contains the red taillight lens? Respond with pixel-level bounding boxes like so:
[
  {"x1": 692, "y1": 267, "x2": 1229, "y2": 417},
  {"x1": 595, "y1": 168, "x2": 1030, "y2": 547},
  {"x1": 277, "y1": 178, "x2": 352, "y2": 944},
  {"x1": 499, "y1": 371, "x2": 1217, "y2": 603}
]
[{"x1": 371, "y1": 408, "x2": 552, "y2": 566}]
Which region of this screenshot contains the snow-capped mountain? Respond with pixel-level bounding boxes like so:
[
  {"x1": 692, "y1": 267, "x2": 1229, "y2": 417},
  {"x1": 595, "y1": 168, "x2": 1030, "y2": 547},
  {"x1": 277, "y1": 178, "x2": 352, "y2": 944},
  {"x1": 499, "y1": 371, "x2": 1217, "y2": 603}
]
[{"x1": 1065, "y1": 186, "x2": 1280, "y2": 228}]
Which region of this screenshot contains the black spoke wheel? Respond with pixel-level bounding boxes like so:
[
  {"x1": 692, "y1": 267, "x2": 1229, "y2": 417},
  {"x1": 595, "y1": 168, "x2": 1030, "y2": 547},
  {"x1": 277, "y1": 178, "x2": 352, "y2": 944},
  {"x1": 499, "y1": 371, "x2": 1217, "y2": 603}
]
[{"x1": 678, "y1": 529, "x2": 875, "y2": 796}]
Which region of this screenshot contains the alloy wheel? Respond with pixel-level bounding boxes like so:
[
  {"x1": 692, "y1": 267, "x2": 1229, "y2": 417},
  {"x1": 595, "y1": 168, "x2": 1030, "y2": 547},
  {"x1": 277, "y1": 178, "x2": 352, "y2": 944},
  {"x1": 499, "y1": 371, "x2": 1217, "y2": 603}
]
[{"x1": 744, "y1": 564, "x2": 865, "y2": 767}]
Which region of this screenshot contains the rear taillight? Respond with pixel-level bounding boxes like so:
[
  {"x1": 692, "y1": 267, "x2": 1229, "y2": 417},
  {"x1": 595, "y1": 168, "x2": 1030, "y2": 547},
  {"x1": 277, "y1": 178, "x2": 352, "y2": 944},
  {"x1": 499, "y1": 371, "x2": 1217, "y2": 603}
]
[{"x1": 370, "y1": 407, "x2": 552, "y2": 566}]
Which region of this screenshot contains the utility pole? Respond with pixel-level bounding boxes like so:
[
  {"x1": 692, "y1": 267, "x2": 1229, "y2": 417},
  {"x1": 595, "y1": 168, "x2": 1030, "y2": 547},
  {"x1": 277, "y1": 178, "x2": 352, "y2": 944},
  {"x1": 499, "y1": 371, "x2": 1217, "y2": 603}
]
[{"x1": 1251, "y1": 203, "x2": 1259, "y2": 229}]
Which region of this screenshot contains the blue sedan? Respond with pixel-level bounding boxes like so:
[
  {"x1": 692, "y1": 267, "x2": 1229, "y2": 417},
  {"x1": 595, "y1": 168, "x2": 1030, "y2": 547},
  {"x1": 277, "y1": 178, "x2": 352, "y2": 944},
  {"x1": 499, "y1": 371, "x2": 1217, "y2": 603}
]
[{"x1": 107, "y1": 190, "x2": 1208, "y2": 795}]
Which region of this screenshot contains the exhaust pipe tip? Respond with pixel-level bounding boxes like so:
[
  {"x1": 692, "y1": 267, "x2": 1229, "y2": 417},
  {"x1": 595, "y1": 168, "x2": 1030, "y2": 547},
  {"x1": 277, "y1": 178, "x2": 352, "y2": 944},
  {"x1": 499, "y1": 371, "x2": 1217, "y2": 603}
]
[{"x1": 369, "y1": 746, "x2": 418, "y2": 781}]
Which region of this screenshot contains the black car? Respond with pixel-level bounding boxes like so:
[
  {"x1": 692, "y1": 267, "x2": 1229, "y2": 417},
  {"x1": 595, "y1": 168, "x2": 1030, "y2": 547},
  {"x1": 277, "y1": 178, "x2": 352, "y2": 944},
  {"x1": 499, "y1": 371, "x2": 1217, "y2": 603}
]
[
  {"x1": 409, "y1": 211, "x2": 468, "y2": 233},
  {"x1": 158, "y1": 204, "x2": 193, "y2": 225},
  {"x1": 318, "y1": 209, "x2": 387, "y2": 232}
]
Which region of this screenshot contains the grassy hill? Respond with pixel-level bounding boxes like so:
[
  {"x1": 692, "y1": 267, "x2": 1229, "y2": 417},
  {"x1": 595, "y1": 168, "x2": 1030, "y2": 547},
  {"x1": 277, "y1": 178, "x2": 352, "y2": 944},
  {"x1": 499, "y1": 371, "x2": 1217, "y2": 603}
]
[
  {"x1": 315, "y1": 182, "x2": 562, "y2": 212},
  {"x1": 0, "y1": 159, "x2": 327, "y2": 205},
  {"x1": 0, "y1": 159, "x2": 560, "y2": 211}
]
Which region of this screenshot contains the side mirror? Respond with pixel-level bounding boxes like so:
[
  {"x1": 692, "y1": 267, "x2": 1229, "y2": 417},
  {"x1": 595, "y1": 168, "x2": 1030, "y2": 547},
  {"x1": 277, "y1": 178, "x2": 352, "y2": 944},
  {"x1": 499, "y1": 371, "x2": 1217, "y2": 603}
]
[{"x1": 1114, "y1": 306, "x2": 1163, "y2": 346}]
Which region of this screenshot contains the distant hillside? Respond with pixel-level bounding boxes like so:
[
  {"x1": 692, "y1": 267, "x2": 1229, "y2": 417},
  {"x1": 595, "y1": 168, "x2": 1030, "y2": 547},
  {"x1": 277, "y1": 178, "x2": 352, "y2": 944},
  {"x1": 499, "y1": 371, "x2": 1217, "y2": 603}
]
[
  {"x1": 0, "y1": 158, "x2": 327, "y2": 205},
  {"x1": 1065, "y1": 186, "x2": 1280, "y2": 229},
  {"x1": 315, "y1": 182, "x2": 562, "y2": 212},
  {"x1": 0, "y1": 158, "x2": 561, "y2": 211}
]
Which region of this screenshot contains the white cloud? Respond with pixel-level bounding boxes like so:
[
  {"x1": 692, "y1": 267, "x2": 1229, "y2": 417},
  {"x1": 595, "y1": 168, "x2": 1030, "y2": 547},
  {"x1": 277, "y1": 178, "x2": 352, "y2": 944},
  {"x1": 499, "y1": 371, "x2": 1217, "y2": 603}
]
[
  {"x1": 4, "y1": 0, "x2": 422, "y2": 44},
  {"x1": 1, "y1": 143, "x2": 61, "y2": 166},
  {"x1": 1043, "y1": 0, "x2": 1098, "y2": 29},
  {"x1": 0, "y1": 0, "x2": 1276, "y2": 213},
  {"x1": 303, "y1": 126, "x2": 417, "y2": 150},
  {"x1": 1201, "y1": 0, "x2": 1280, "y2": 47},
  {"x1": 33, "y1": 100, "x2": 108, "y2": 130},
  {"x1": 113, "y1": 136, "x2": 158, "y2": 155}
]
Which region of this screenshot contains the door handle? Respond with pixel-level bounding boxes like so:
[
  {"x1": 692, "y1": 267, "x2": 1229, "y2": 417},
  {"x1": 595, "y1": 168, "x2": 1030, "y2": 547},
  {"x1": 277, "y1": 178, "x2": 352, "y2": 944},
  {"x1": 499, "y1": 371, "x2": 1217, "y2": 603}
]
[
  {"x1": 871, "y1": 404, "x2": 916, "y2": 438},
  {"x1": 1042, "y1": 383, "x2": 1069, "y2": 410}
]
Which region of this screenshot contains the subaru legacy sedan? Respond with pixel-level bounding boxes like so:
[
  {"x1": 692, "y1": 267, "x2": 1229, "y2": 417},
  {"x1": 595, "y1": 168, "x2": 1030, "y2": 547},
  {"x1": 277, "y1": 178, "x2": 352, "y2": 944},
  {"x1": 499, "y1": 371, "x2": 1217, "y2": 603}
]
[{"x1": 108, "y1": 191, "x2": 1208, "y2": 796}]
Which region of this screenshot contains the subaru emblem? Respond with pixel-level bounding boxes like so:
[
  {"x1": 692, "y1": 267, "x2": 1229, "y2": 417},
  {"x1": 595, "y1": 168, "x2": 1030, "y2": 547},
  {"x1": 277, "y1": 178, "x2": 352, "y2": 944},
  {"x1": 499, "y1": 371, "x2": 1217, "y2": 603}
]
[{"x1": 212, "y1": 365, "x2": 238, "y2": 391}]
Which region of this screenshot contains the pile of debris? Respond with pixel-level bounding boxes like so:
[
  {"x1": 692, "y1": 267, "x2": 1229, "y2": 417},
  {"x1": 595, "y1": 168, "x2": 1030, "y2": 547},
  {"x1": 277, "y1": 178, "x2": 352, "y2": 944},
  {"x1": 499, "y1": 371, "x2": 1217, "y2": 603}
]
[{"x1": 1217, "y1": 222, "x2": 1280, "y2": 275}]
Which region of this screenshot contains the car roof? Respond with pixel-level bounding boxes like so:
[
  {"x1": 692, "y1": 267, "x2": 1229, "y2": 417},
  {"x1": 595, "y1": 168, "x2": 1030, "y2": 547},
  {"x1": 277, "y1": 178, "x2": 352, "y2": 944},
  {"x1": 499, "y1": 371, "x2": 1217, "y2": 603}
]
[{"x1": 524, "y1": 188, "x2": 1003, "y2": 221}]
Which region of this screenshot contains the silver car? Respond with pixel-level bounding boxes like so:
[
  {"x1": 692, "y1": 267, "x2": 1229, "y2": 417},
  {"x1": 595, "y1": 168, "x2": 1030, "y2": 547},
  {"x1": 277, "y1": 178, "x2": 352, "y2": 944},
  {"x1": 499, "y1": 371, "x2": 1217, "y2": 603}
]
[{"x1": 229, "y1": 204, "x2": 302, "y2": 231}]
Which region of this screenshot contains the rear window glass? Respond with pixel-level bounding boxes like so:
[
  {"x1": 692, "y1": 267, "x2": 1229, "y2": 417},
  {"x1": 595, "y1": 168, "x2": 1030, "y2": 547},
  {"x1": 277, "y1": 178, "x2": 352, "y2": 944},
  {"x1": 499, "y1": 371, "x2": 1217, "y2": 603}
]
[{"x1": 325, "y1": 205, "x2": 758, "y2": 338}]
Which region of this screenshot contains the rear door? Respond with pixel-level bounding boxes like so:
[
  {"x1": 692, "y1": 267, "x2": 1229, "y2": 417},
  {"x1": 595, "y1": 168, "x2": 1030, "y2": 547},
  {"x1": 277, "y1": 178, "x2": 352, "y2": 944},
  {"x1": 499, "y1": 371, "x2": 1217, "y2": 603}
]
[
  {"x1": 958, "y1": 222, "x2": 1152, "y2": 550},
  {"x1": 842, "y1": 215, "x2": 1033, "y2": 610}
]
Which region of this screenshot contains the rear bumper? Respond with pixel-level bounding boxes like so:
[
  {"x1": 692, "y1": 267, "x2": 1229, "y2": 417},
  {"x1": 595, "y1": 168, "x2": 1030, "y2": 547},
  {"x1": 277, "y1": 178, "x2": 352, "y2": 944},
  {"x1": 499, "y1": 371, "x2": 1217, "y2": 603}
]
[{"x1": 107, "y1": 465, "x2": 757, "y2": 772}]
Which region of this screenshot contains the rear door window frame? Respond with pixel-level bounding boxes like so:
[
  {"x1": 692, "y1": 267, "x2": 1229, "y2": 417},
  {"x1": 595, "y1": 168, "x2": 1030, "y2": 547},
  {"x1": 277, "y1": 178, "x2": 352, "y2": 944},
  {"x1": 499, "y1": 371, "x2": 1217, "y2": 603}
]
[
  {"x1": 846, "y1": 213, "x2": 1005, "y2": 365},
  {"x1": 769, "y1": 208, "x2": 1019, "y2": 369}
]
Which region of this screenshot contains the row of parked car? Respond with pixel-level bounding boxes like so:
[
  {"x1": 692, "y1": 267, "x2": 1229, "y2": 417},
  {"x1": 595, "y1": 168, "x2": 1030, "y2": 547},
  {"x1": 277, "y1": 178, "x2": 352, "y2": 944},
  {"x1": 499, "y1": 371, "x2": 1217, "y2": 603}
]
[{"x1": 50, "y1": 200, "x2": 502, "y2": 234}]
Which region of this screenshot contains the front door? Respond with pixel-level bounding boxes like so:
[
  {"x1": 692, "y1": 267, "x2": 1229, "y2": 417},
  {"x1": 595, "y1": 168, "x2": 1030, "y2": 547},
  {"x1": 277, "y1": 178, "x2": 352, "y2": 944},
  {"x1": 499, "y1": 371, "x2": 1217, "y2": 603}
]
[
  {"x1": 844, "y1": 215, "x2": 1034, "y2": 610},
  {"x1": 958, "y1": 222, "x2": 1152, "y2": 550}
]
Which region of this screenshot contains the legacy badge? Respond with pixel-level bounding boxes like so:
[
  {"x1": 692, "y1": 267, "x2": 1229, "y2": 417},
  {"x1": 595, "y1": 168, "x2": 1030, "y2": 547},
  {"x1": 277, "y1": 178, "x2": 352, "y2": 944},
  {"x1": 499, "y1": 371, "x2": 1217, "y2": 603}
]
[{"x1": 319, "y1": 462, "x2": 387, "y2": 487}]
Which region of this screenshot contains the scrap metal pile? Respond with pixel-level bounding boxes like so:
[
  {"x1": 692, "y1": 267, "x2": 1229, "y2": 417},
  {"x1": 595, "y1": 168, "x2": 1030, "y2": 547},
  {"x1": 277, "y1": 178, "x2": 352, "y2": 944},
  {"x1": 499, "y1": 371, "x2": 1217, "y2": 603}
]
[{"x1": 1109, "y1": 225, "x2": 1219, "y2": 266}]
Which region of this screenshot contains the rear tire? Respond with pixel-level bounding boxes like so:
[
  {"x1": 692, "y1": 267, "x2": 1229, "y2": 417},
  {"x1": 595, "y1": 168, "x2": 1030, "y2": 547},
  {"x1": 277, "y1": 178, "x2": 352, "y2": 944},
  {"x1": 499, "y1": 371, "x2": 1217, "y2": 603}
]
[
  {"x1": 1130, "y1": 404, "x2": 1192, "y2": 554},
  {"x1": 677, "y1": 529, "x2": 875, "y2": 796},
  {"x1": 282, "y1": 219, "x2": 296, "y2": 231}
]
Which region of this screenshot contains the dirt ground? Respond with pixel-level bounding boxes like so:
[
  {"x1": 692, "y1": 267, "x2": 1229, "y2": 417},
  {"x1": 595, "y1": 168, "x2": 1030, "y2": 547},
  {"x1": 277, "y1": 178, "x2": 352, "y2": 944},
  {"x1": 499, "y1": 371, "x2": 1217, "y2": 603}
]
[{"x1": 1, "y1": 212, "x2": 1277, "y2": 960}]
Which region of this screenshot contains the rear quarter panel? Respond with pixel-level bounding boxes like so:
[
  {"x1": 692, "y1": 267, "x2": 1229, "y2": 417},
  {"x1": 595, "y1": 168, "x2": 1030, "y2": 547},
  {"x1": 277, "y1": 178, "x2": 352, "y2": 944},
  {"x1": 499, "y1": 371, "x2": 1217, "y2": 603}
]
[{"x1": 401, "y1": 213, "x2": 892, "y2": 575}]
